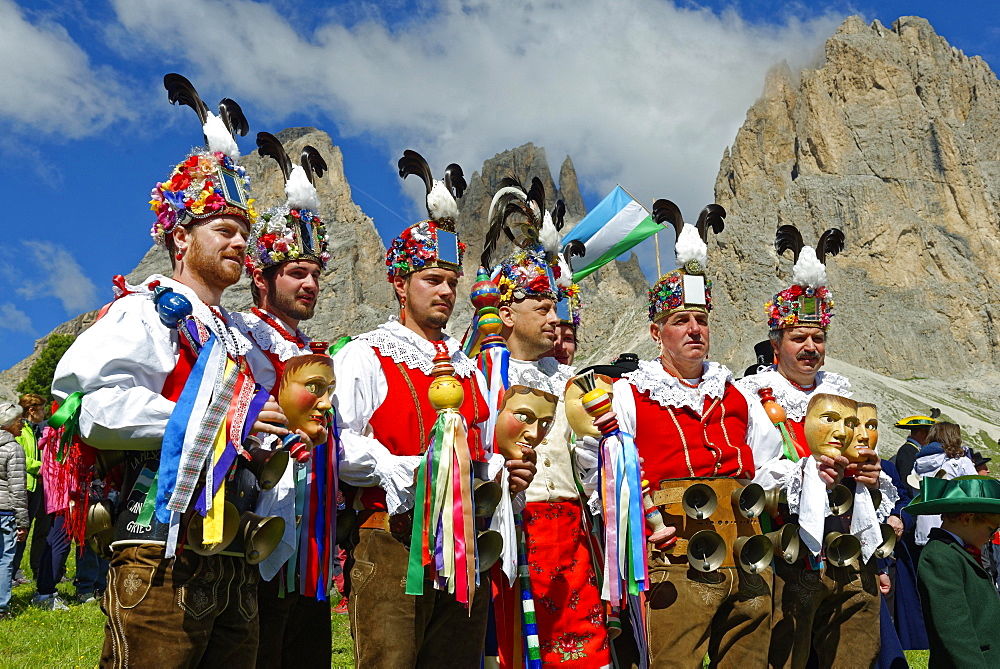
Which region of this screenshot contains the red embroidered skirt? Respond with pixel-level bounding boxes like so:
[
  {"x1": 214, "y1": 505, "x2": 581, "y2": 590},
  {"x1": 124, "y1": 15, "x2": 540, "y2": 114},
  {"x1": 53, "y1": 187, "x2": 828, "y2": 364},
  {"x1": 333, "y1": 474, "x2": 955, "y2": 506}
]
[{"x1": 521, "y1": 500, "x2": 610, "y2": 667}]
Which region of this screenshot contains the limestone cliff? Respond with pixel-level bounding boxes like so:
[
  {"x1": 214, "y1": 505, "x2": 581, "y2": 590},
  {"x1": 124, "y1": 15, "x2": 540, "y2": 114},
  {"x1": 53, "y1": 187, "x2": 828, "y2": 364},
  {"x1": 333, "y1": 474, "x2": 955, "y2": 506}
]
[{"x1": 712, "y1": 16, "x2": 1000, "y2": 390}]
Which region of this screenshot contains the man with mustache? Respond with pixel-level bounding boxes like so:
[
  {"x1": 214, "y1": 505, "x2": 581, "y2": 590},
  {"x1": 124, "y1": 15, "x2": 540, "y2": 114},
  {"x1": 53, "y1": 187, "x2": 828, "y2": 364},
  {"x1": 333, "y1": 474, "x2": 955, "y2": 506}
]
[
  {"x1": 488, "y1": 226, "x2": 608, "y2": 667},
  {"x1": 737, "y1": 231, "x2": 889, "y2": 668},
  {"x1": 332, "y1": 153, "x2": 536, "y2": 666},
  {"x1": 51, "y1": 77, "x2": 288, "y2": 667},
  {"x1": 231, "y1": 135, "x2": 335, "y2": 668},
  {"x1": 589, "y1": 204, "x2": 787, "y2": 668}
]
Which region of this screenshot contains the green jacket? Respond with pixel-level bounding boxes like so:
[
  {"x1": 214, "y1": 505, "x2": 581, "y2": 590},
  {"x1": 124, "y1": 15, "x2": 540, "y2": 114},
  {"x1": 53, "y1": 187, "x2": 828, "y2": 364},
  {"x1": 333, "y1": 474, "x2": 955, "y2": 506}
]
[
  {"x1": 15, "y1": 423, "x2": 40, "y2": 493},
  {"x1": 918, "y1": 527, "x2": 1000, "y2": 668}
]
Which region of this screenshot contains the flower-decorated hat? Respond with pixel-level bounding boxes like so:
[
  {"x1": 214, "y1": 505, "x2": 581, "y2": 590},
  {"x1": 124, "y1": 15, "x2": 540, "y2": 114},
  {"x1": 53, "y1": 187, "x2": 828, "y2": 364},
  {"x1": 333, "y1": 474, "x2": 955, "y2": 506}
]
[
  {"x1": 647, "y1": 200, "x2": 726, "y2": 322},
  {"x1": 386, "y1": 150, "x2": 467, "y2": 280},
  {"x1": 150, "y1": 74, "x2": 257, "y2": 247},
  {"x1": 765, "y1": 225, "x2": 845, "y2": 330},
  {"x1": 246, "y1": 132, "x2": 330, "y2": 273},
  {"x1": 484, "y1": 177, "x2": 581, "y2": 313}
]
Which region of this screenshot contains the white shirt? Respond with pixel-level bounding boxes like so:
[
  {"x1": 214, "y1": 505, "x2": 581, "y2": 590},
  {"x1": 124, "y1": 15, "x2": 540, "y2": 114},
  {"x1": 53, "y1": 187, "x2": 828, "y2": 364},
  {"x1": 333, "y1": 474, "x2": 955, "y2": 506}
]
[
  {"x1": 332, "y1": 319, "x2": 501, "y2": 515},
  {"x1": 51, "y1": 275, "x2": 252, "y2": 450},
  {"x1": 505, "y1": 357, "x2": 581, "y2": 503},
  {"x1": 231, "y1": 308, "x2": 312, "y2": 393},
  {"x1": 735, "y1": 366, "x2": 852, "y2": 422}
]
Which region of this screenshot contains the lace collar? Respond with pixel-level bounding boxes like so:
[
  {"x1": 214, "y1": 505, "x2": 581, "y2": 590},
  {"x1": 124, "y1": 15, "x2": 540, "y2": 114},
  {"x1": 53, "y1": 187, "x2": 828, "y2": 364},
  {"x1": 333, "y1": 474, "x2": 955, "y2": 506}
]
[
  {"x1": 140, "y1": 274, "x2": 253, "y2": 358},
  {"x1": 736, "y1": 366, "x2": 852, "y2": 422},
  {"x1": 230, "y1": 309, "x2": 310, "y2": 362},
  {"x1": 506, "y1": 357, "x2": 575, "y2": 397},
  {"x1": 355, "y1": 318, "x2": 477, "y2": 378},
  {"x1": 623, "y1": 359, "x2": 731, "y2": 413}
]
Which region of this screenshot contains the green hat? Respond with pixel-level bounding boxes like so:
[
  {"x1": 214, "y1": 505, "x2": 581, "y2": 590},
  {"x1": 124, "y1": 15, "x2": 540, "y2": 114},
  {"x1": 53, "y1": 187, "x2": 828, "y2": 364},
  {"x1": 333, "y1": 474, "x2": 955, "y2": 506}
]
[
  {"x1": 905, "y1": 475, "x2": 1000, "y2": 515},
  {"x1": 894, "y1": 415, "x2": 937, "y2": 429}
]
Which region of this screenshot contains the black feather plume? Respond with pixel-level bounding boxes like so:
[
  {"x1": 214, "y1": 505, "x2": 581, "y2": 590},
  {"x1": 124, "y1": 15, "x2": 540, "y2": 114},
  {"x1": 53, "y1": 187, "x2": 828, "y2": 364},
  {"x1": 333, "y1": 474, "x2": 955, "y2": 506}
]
[
  {"x1": 815, "y1": 228, "x2": 846, "y2": 264},
  {"x1": 443, "y1": 164, "x2": 466, "y2": 199},
  {"x1": 163, "y1": 73, "x2": 208, "y2": 127},
  {"x1": 695, "y1": 204, "x2": 726, "y2": 242},
  {"x1": 775, "y1": 225, "x2": 804, "y2": 262},
  {"x1": 397, "y1": 150, "x2": 434, "y2": 195},
  {"x1": 562, "y1": 239, "x2": 586, "y2": 272},
  {"x1": 301, "y1": 146, "x2": 328, "y2": 185},
  {"x1": 218, "y1": 98, "x2": 248, "y2": 138},
  {"x1": 256, "y1": 132, "x2": 292, "y2": 181},
  {"x1": 652, "y1": 199, "x2": 685, "y2": 240},
  {"x1": 527, "y1": 177, "x2": 545, "y2": 214},
  {"x1": 551, "y1": 200, "x2": 566, "y2": 231}
]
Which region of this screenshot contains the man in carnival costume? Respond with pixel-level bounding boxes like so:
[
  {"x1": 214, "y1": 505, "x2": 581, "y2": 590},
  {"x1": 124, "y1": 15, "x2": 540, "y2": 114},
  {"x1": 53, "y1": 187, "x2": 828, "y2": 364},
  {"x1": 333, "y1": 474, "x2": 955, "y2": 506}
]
[
  {"x1": 332, "y1": 151, "x2": 536, "y2": 666},
  {"x1": 51, "y1": 75, "x2": 289, "y2": 667},
  {"x1": 477, "y1": 180, "x2": 609, "y2": 667},
  {"x1": 588, "y1": 200, "x2": 788, "y2": 668},
  {"x1": 737, "y1": 225, "x2": 893, "y2": 668},
  {"x1": 231, "y1": 132, "x2": 339, "y2": 668}
]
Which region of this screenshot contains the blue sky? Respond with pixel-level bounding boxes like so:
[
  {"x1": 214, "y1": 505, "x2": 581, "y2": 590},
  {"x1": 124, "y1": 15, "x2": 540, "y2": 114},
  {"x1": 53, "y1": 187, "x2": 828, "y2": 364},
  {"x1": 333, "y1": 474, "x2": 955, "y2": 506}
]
[{"x1": 0, "y1": 0, "x2": 996, "y2": 374}]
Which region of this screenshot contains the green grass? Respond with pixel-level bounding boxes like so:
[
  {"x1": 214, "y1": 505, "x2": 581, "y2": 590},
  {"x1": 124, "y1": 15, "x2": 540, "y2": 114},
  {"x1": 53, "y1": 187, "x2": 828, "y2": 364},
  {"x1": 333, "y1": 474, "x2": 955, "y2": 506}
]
[
  {"x1": 0, "y1": 539, "x2": 932, "y2": 668},
  {"x1": 0, "y1": 542, "x2": 354, "y2": 668}
]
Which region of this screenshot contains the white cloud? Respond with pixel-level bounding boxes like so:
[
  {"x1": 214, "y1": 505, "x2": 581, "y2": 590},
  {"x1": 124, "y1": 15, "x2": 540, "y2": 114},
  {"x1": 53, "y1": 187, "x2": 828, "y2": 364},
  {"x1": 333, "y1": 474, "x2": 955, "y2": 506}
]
[
  {"x1": 0, "y1": 303, "x2": 33, "y2": 334},
  {"x1": 0, "y1": 0, "x2": 130, "y2": 137},
  {"x1": 19, "y1": 241, "x2": 98, "y2": 314},
  {"x1": 109, "y1": 0, "x2": 843, "y2": 224}
]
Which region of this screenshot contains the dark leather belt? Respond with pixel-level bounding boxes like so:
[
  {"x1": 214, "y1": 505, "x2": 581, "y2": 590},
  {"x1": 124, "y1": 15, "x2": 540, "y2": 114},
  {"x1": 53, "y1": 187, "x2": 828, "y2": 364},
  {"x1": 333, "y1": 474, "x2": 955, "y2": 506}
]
[{"x1": 357, "y1": 509, "x2": 414, "y2": 536}]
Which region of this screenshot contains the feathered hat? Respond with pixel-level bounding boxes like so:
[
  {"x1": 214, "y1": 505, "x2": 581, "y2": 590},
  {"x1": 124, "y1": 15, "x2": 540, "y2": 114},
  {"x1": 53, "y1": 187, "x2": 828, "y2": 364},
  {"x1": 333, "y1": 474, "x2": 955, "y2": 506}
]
[
  {"x1": 245, "y1": 132, "x2": 330, "y2": 274},
  {"x1": 647, "y1": 200, "x2": 726, "y2": 322},
  {"x1": 481, "y1": 177, "x2": 582, "y2": 325},
  {"x1": 150, "y1": 74, "x2": 256, "y2": 246},
  {"x1": 766, "y1": 225, "x2": 845, "y2": 330},
  {"x1": 386, "y1": 150, "x2": 467, "y2": 280}
]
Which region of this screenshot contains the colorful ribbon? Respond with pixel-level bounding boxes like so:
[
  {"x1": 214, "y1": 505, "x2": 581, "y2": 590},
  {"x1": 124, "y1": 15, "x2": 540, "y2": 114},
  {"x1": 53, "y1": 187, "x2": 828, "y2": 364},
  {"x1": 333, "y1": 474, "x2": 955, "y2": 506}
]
[
  {"x1": 405, "y1": 408, "x2": 477, "y2": 605},
  {"x1": 47, "y1": 391, "x2": 83, "y2": 463}
]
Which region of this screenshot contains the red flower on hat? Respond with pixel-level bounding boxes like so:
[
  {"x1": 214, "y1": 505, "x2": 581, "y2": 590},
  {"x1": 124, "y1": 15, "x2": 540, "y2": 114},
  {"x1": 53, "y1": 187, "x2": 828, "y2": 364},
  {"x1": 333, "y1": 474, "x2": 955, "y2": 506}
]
[
  {"x1": 528, "y1": 275, "x2": 551, "y2": 293},
  {"x1": 170, "y1": 172, "x2": 192, "y2": 191},
  {"x1": 185, "y1": 155, "x2": 200, "y2": 168}
]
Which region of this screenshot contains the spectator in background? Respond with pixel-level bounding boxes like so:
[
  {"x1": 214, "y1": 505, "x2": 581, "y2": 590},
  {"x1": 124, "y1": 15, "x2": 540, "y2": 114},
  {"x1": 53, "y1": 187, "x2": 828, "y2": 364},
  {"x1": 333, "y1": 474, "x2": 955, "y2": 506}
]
[
  {"x1": 0, "y1": 402, "x2": 29, "y2": 619},
  {"x1": 911, "y1": 422, "x2": 977, "y2": 547},
  {"x1": 891, "y1": 415, "x2": 936, "y2": 495},
  {"x1": 972, "y1": 450, "x2": 992, "y2": 476},
  {"x1": 11, "y1": 394, "x2": 48, "y2": 586}
]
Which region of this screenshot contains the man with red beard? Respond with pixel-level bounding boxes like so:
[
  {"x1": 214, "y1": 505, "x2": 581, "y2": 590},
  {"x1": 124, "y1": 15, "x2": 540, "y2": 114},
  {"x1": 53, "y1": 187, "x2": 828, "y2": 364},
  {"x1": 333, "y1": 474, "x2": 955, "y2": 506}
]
[
  {"x1": 232, "y1": 133, "x2": 335, "y2": 668},
  {"x1": 737, "y1": 226, "x2": 890, "y2": 668},
  {"x1": 52, "y1": 76, "x2": 288, "y2": 667},
  {"x1": 333, "y1": 151, "x2": 536, "y2": 665}
]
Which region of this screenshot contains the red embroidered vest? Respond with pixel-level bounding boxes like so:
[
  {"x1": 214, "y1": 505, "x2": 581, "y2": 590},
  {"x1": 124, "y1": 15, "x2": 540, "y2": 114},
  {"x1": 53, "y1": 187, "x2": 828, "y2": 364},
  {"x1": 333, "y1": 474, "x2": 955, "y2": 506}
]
[
  {"x1": 631, "y1": 382, "x2": 755, "y2": 484},
  {"x1": 356, "y1": 349, "x2": 488, "y2": 512}
]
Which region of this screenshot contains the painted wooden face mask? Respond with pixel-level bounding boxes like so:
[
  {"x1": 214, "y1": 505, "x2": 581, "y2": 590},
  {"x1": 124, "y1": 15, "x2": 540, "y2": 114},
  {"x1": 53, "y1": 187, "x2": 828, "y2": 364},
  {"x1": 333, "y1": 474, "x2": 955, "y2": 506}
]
[
  {"x1": 844, "y1": 402, "x2": 878, "y2": 463},
  {"x1": 804, "y1": 393, "x2": 859, "y2": 460},
  {"x1": 495, "y1": 385, "x2": 557, "y2": 460},
  {"x1": 278, "y1": 355, "x2": 335, "y2": 446}
]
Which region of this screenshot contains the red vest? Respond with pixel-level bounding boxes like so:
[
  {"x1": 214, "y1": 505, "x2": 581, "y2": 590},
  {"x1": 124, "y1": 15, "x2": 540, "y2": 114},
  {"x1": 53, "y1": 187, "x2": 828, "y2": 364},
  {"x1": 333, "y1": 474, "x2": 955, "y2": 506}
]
[
  {"x1": 632, "y1": 382, "x2": 755, "y2": 484},
  {"x1": 356, "y1": 349, "x2": 488, "y2": 511}
]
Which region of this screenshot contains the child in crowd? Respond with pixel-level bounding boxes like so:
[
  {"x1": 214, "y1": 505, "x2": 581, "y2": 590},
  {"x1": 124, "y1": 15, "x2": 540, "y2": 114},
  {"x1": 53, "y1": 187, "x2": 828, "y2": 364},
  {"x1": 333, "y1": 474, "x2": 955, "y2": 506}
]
[
  {"x1": 908, "y1": 475, "x2": 1000, "y2": 668},
  {"x1": 0, "y1": 402, "x2": 29, "y2": 619}
]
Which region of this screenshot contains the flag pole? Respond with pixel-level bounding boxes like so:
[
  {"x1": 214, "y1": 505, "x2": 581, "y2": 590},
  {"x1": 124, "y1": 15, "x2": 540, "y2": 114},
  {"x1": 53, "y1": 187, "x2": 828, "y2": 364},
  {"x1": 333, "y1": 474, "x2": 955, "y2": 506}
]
[{"x1": 616, "y1": 184, "x2": 661, "y2": 277}]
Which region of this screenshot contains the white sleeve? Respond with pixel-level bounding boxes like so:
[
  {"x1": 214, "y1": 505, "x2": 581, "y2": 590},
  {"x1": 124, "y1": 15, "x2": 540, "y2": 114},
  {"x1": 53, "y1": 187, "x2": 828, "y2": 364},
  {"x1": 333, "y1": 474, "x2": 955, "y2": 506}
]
[
  {"x1": 736, "y1": 384, "x2": 794, "y2": 490},
  {"x1": 332, "y1": 340, "x2": 422, "y2": 515},
  {"x1": 51, "y1": 296, "x2": 177, "y2": 451}
]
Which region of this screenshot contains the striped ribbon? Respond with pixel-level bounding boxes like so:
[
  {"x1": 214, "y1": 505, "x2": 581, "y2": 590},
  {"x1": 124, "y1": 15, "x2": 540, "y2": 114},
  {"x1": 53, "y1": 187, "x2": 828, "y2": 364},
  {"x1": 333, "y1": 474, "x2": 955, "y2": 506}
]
[
  {"x1": 599, "y1": 429, "x2": 647, "y2": 603},
  {"x1": 406, "y1": 409, "x2": 477, "y2": 605},
  {"x1": 297, "y1": 410, "x2": 339, "y2": 600},
  {"x1": 515, "y1": 513, "x2": 542, "y2": 668}
]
